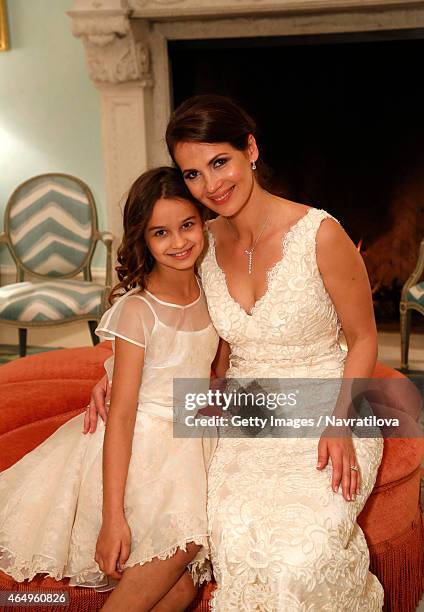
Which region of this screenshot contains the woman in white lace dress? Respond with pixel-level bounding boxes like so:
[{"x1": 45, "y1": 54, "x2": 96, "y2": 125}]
[{"x1": 164, "y1": 95, "x2": 384, "y2": 611}]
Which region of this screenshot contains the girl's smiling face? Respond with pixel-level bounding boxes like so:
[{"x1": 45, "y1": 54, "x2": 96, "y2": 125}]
[
  {"x1": 174, "y1": 136, "x2": 259, "y2": 217},
  {"x1": 145, "y1": 197, "x2": 204, "y2": 271}
]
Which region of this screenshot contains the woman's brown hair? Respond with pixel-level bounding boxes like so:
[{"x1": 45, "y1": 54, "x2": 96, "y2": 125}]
[
  {"x1": 166, "y1": 94, "x2": 272, "y2": 190},
  {"x1": 110, "y1": 166, "x2": 204, "y2": 303}
]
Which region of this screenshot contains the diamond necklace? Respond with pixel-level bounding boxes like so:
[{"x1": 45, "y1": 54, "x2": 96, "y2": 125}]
[{"x1": 226, "y1": 212, "x2": 271, "y2": 275}]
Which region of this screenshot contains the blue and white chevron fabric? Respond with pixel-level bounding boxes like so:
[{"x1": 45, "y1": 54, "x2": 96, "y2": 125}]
[
  {"x1": 8, "y1": 176, "x2": 93, "y2": 277},
  {"x1": 0, "y1": 280, "x2": 104, "y2": 323},
  {"x1": 407, "y1": 281, "x2": 424, "y2": 307}
]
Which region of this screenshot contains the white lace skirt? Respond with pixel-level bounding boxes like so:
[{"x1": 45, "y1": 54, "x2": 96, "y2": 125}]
[
  {"x1": 0, "y1": 411, "x2": 214, "y2": 589},
  {"x1": 207, "y1": 435, "x2": 384, "y2": 612}
]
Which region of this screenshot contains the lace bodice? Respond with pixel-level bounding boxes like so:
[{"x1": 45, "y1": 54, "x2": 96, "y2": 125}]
[
  {"x1": 198, "y1": 207, "x2": 346, "y2": 379},
  {"x1": 96, "y1": 280, "x2": 219, "y2": 420}
]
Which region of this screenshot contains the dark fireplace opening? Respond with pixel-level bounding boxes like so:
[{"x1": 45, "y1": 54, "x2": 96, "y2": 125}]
[{"x1": 169, "y1": 31, "x2": 424, "y2": 326}]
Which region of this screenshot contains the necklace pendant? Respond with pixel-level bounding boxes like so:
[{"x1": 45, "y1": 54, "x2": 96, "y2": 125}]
[
  {"x1": 245, "y1": 249, "x2": 253, "y2": 275},
  {"x1": 228, "y1": 210, "x2": 271, "y2": 277}
]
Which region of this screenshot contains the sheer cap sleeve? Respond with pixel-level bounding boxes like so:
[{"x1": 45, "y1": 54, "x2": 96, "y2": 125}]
[{"x1": 96, "y1": 292, "x2": 156, "y2": 349}]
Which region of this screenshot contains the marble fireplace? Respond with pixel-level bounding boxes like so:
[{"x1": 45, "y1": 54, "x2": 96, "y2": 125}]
[{"x1": 68, "y1": 0, "x2": 424, "y2": 239}]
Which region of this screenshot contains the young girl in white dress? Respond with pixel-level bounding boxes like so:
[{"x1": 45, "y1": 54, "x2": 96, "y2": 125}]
[{"x1": 0, "y1": 167, "x2": 219, "y2": 611}]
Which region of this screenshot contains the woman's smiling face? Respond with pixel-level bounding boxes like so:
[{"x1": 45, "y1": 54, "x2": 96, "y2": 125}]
[{"x1": 174, "y1": 137, "x2": 258, "y2": 217}]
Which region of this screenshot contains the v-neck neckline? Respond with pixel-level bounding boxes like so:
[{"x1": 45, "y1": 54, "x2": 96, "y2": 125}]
[{"x1": 208, "y1": 207, "x2": 314, "y2": 318}]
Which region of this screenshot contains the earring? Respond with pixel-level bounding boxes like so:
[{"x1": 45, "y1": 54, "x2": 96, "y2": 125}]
[{"x1": 251, "y1": 161, "x2": 257, "y2": 171}]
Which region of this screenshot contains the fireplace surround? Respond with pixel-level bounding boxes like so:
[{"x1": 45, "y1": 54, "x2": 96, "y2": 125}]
[{"x1": 68, "y1": 0, "x2": 424, "y2": 292}]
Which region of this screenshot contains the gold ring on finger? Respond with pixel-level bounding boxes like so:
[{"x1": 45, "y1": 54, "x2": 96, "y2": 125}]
[{"x1": 350, "y1": 465, "x2": 359, "y2": 472}]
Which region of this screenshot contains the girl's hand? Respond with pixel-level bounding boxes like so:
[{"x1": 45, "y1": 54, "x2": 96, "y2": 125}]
[
  {"x1": 83, "y1": 374, "x2": 111, "y2": 434},
  {"x1": 316, "y1": 430, "x2": 361, "y2": 502},
  {"x1": 95, "y1": 515, "x2": 131, "y2": 580}
]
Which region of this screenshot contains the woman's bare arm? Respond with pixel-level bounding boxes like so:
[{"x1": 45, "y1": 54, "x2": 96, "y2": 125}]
[
  {"x1": 315, "y1": 218, "x2": 377, "y2": 502},
  {"x1": 316, "y1": 218, "x2": 377, "y2": 379}
]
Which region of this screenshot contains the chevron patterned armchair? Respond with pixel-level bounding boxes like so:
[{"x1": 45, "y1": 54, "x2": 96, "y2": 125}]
[
  {"x1": 0, "y1": 173, "x2": 113, "y2": 357},
  {"x1": 400, "y1": 237, "x2": 424, "y2": 370}
]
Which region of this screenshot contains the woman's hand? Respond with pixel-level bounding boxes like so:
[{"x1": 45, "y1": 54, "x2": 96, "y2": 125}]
[
  {"x1": 83, "y1": 374, "x2": 111, "y2": 434},
  {"x1": 95, "y1": 514, "x2": 131, "y2": 581},
  {"x1": 316, "y1": 430, "x2": 361, "y2": 502}
]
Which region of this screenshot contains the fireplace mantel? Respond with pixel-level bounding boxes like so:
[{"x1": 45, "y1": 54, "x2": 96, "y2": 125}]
[
  {"x1": 68, "y1": 0, "x2": 424, "y2": 249},
  {"x1": 128, "y1": 0, "x2": 424, "y2": 20}
]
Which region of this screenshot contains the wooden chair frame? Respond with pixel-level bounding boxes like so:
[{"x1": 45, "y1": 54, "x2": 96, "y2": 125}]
[
  {"x1": 0, "y1": 173, "x2": 113, "y2": 357},
  {"x1": 400, "y1": 238, "x2": 424, "y2": 370}
]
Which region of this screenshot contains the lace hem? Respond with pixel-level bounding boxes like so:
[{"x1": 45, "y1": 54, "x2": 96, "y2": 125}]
[
  {"x1": 135, "y1": 535, "x2": 212, "y2": 586},
  {"x1": 0, "y1": 535, "x2": 211, "y2": 588},
  {"x1": 0, "y1": 546, "x2": 65, "y2": 583}
]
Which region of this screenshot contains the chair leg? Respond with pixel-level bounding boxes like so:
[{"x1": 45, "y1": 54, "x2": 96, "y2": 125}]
[
  {"x1": 400, "y1": 305, "x2": 411, "y2": 370},
  {"x1": 88, "y1": 321, "x2": 99, "y2": 346},
  {"x1": 18, "y1": 328, "x2": 27, "y2": 358}
]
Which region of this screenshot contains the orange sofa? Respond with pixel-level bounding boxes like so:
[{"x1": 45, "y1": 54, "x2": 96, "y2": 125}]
[{"x1": 0, "y1": 342, "x2": 423, "y2": 612}]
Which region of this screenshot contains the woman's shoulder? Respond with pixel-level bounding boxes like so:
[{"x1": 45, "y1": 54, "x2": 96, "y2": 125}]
[
  {"x1": 197, "y1": 221, "x2": 220, "y2": 280},
  {"x1": 272, "y1": 201, "x2": 345, "y2": 258},
  {"x1": 317, "y1": 221, "x2": 353, "y2": 261},
  {"x1": 275, "y1": 198, "x2": 335, "y2": 224},
  {"x1": 281, "y1": 201, "x2": 340, "y2": 234},
  {"x1": 298, "y1": 207, "x2": 347, "y2": 258},
  {"x1": 307, "y1": 208, "x2": 356, "y2": 265},
  {"x1": 204, "y1": 216, "x2": 221, "y2": 240}
]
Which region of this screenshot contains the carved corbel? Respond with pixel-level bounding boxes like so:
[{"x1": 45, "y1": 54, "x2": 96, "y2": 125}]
[{"x1": 69, "y1": 9, "x2": 153, "y2": 86}]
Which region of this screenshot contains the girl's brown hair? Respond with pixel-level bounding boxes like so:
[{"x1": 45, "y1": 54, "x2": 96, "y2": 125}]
[
  {"x1": 110, "y1": 166, "x2": 204, "y2": 303},
  {"x1": 166, "y1": 94, "x2": 272, "y2": 190}
]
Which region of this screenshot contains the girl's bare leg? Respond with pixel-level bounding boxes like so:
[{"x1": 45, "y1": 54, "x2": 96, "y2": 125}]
[
  {"x1": 151, "y1": 571, "x2": 197, "y2": 612},
  {"x1": 100, "y1": 543, "x2": 200, "y2": 612}
]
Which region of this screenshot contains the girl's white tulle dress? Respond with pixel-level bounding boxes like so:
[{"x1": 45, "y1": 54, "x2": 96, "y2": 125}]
[{"x1": 0, "y1": 280, "x2": 219, "y2": 590}]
